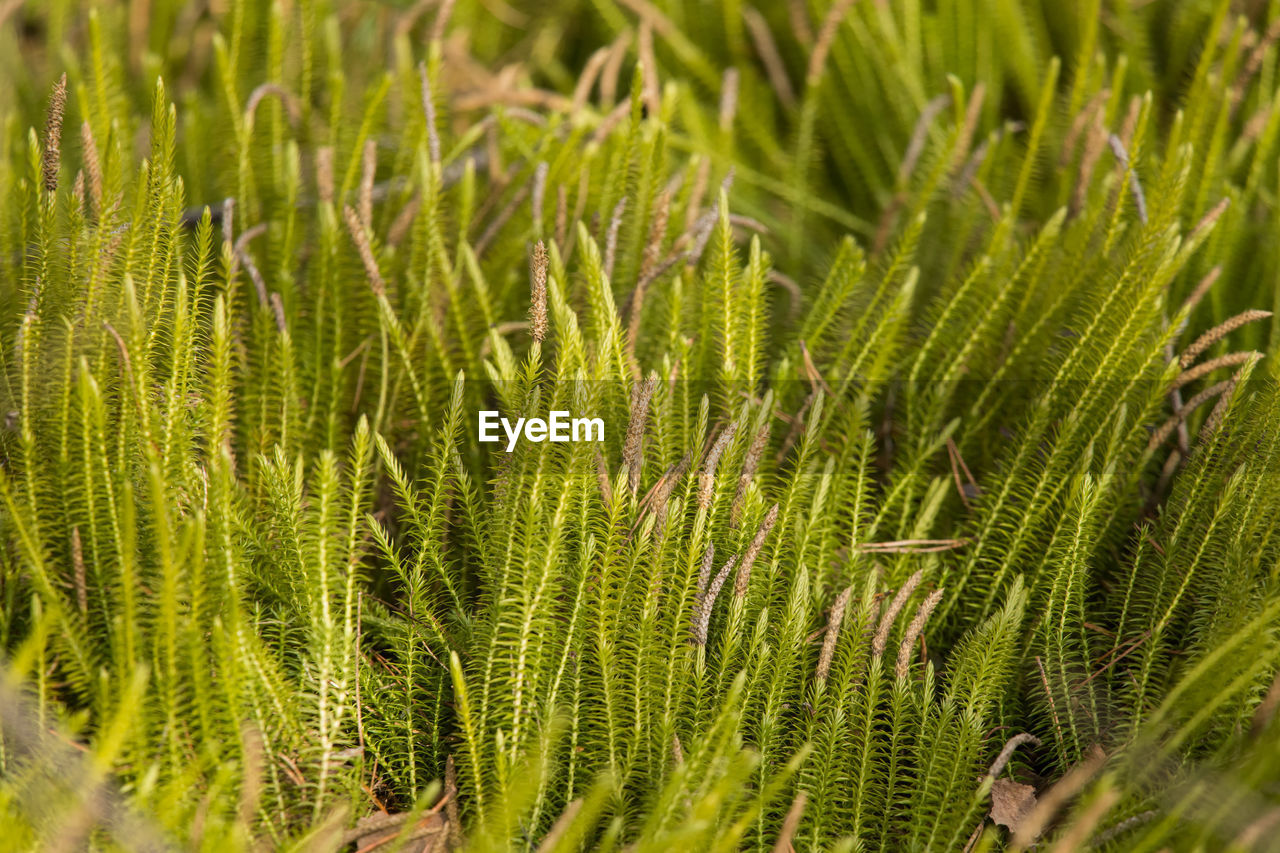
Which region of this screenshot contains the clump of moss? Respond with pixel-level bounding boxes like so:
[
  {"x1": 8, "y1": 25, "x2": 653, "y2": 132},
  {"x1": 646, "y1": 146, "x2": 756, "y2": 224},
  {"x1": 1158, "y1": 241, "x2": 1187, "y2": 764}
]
[{"x1": 0, "y1": 1, "x2": 1278, "y2": 850}]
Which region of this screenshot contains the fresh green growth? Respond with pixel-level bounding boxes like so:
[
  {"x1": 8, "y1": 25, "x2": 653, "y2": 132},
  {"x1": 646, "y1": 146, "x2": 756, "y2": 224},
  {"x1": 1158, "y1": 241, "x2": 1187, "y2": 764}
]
[{"x1": 0, "y1": 1, "x2": 1278, "y2": 850}]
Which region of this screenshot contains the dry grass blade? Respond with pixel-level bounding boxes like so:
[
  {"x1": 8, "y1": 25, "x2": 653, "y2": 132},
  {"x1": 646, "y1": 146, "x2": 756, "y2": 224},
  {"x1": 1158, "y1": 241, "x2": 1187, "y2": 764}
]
[
  {"x1": 1009, "y1": 747, "x2": 1106, "y2": 850},
  {"x1": 1250, "y1": 668, "x2": 1280, "y2": 739},
  {"x1": 771, "y1": 790, "x2": 808, "y2": 852},
  {"x1": 1048, "y1": 789, "x2": 1120, "y2": 853},
  {"x1": 857, "y1": 538, "x2": 967, "y2": 553},
  {"x1": 535, "y1": 799, "x2": 583, "y2": 852}
]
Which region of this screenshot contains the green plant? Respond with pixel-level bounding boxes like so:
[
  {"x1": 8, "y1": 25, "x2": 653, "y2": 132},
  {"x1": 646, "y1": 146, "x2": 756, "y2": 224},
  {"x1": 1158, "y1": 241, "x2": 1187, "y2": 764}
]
[{"x1": 0, "y1": 1, "x2": 1278, "y2": 850}]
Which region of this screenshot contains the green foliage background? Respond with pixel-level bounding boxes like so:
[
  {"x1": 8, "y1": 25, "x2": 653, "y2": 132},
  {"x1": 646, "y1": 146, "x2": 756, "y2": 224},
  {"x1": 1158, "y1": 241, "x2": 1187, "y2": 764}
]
[{"x1": 0, "y1": 0, "x2": 1279, "y2": 850}]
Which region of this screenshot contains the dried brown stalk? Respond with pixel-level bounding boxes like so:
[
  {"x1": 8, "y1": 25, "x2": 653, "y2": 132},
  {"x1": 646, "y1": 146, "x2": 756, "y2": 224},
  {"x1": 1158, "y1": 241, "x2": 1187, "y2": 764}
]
[
  {"x1": 418, "y1": 61, "x2": 442, "y2": 167},
  {"x1": 531, "y1": 161, "x2": 548, "y2": 232},
  {"x1": 444, "y1": 753, "x2": 462, "y2": 848},
  {"x1": 816, "y1": 586, "x2": 852, "y2": 680},
  {"x1": 896, "y1": 588, "x2": 943, "y2": 679},
  {"x1": 1190, "y1": 196, "x2": 1231, "y2": 242},
  {"x1": 343, "y1": 205, "x2": 386, "y2": 296},
  {"x1": 1148, "y1": 376, "x2": 1238, "y2": 450},
  {"x1": 429, "y1": 0, "x2": 456, "y2": 43},
  {"x1": 772, "y1": 790, "x2": 808, "y2": 853},
  {"x1": 1060, "y1": 88, "x2": 1111, "y2": 167},
  {"x1": 1072, "y1": 112, "x2": 1108, "y2": 217},
  {"x1": 733, "y1": 503, "x2": 779, "y2": 597},
  {"x1": 638, "y1": 22, "x2": 660, "y2": 117},
  {"x1": 1009, "y1": 746, "x2": 1106, "y2": 851},
  {"x1": 1171, "y1": 351, "x2": 1261, "y2": 390},
  {"x1": 788, "y1": 0, "x2": 813, "y2": 45},
  {"x1": 719, "y1": 67, "x2": 740, "y2": 132},
  {"x1": 694, "y1": 554, "x2": 737, "y2": 645},
  {"x1": 555, "y1": 185, "x2": 569, "y2": 249},
  {"x1": 873, "y1": 570, "x2": 923, "y2": 658},
  {"x1": 984, "y1": 733, "x2": 1041, "y2": 782},
  {"x1": 595, "y1": 449, "x2": 614, "y2": 507},
  {"x1": 1201, "y1": 362, "x2": 1252, "y2": 438},
  {"x1": 744, "y1": 7, "x2": 797, "y2": 108},
  {"x1": 71, "y1": 527, "x2": 87, "y2": 614},
  {"x1": 572, "y1": 47, "x2": 611, "y2": 112},
  {"x1": 1250, "y1": 668, "x2": 1280, "y2": 739},
  {"x1": 604, "y1": 197, "x2": 627, "y2": 280},
  {"x1": 600, "y1": 31, "x2": 631, "y2": 109},
  {"x1": 1181, "y1": 266, "x2": 1221, "y2": 320},
  {"x1": 359, "y1": 139, "x2": 377, "y2": 230},
  {"x1": 648, "y1": 452, "x2": 692, "y2": 539},
  {"x1": 530, "y1": 240, "x2": 549, "y2": 344},
  {"x1": 1179, "y1": 309, "x2": 1272, "y2": 368},
  {"x1": 1107, "y1": 133, "x2": 1147, "y2": 225},
  {"x1": 699, "y1": 423, "x2": 738, "y2": 511},
  {"x1": 536, "y1": 800, "x2": 583, "y2": 853},
  {"x1": 80, "y1": 122, "x2": 103, "y2": 216},
  {"x1": 42, "y1": 74, "x2": 68, "y2": 193},
  {"x1": 638, "y1": 191, "x2": 670, "y2": 284},
  {"x1": 807, "y1": 0, "x2": 856, "y2": 85},
  {"x1": 696, "y1": 541, "x2": 716, "y2": 599},
  {"x1": 732, "y1": 421, "x2": 771, "y2": 526},
  {"x1": 1048, "y1": 789, "x2": 1121, "y2": 853},
  {"x1": 244, "y1": 83, "x2": 302, "y2": 128},
  {"x1": 316, "y1": 146, "x2": 335, "y2": 205},
  {"x1": 857, "y1": 538, "x2": 967, "y2": 553},
  {"x1": 623, "y1": 373, "x2": 658, "y2": 495}
]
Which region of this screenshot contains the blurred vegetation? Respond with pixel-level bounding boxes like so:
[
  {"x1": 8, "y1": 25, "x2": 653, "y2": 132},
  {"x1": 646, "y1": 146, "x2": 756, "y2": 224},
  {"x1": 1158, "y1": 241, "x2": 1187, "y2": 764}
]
[{"x1": 0, "y1": 0, "x2": 1278, "y2": 850}]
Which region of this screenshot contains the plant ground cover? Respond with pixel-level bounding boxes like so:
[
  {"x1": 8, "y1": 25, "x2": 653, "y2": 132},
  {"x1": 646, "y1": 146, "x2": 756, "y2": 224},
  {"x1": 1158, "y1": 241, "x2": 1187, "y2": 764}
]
[{"x1": 1, "y1": 0, "x2": 1280, "y2": 850}]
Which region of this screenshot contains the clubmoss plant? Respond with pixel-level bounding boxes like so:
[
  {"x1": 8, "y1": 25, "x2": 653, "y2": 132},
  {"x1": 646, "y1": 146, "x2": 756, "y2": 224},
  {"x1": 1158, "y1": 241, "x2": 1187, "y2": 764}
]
[{"x1": 0, "y1": 1, "x2": 1278, "y2": 851}]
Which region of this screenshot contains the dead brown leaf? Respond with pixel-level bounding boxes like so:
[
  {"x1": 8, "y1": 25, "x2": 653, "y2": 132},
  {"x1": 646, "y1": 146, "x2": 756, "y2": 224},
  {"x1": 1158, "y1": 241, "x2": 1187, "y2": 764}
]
[{"x1": 991, "y1": 778, "x2": 1038, "y2": 836}]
